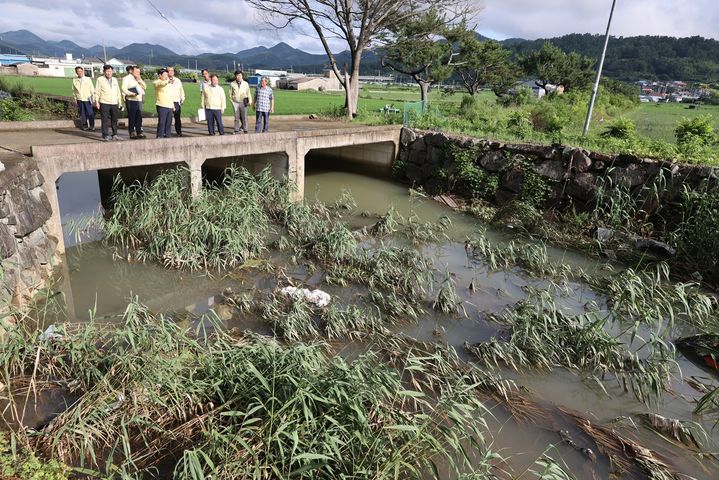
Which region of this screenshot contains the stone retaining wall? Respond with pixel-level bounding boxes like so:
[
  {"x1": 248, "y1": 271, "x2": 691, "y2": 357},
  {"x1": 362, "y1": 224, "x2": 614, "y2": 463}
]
[
  {"x1": 397, "y1": 128, "x2": 719, "y2": 208},
  {"x1": 0, "y1": 159, "x2": 57, "y2": 306}
]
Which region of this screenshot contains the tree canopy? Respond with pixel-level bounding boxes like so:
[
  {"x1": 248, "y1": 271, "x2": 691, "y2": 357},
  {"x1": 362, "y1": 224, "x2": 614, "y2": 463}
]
[
  {"x1": 520, "y1": 43, "x2": 595, "y2": 93},
  {"x1": 453, "y1": 36, "x2": 520, "y2": 96}
]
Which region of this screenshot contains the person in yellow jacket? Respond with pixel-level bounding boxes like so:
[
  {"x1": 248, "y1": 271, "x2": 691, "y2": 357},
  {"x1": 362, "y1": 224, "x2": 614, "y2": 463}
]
[
  {"x1": 153, "y1": 68, "x2": 175, "y2": 139},
  {"x1": 166, "y1": 66, "x2": 186, "y2": 137},
  {"x1": 200, "y1": 74, "x2": 226, "y2": 135},
  {"x1": 72, "y1": 66, "x2": 95, "y2": 131},
  {"x1": 229, "y1": 70, "x2": 252, "y2": 134},
  {"x1": 94, "y1": 65, "x2": 124, "y2": 141},
  {"x1": 121, "y1": 65, "x2": 147, "y2": 139}
]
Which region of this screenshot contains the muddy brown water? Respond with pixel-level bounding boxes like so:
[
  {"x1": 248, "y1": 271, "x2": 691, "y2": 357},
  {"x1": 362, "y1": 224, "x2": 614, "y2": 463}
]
[{"x1": 27, "y1": 168, "x2": 719, "y2": 478}]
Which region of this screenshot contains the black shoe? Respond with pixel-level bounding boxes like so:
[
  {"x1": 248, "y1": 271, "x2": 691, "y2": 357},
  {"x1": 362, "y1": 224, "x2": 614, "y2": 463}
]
[
  {"x1": 81, "y1": 126, "x2": 88, "y2": 131},
  {"x1": 176, "y1": 132, "x2": 183, "y2": 137},
  {"x1": 89, "y1": 127, "x2": 96, "y2": 131},
  {"x1": 103, "y1": 136, "x2": 111, "y2": 141}
]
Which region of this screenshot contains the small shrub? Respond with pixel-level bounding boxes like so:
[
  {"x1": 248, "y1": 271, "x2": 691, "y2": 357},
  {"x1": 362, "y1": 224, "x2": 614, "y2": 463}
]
[
  {"x1": 506, "y1": 110, "x2": 532, "y2": 137},
  {"x1": 601, "y1": 117, "x2": 637, "y2": 140},
  {"x1": 449, "y1": 144, "x2": 499, "y2": 199},
  {"x1": 0, "y1": 98, "x2": 32, "y2": 121},
  {"x1": 498, "y1": 86, "x2": 533, "y2": 107},
  {"x1": 675, "y1": 115, "x2": 716, "y2": 147}
]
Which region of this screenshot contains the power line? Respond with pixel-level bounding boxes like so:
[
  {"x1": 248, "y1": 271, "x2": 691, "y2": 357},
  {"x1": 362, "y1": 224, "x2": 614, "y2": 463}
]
[{"x1": 145, "y1": 0, "x2": 201, "y2": 56}]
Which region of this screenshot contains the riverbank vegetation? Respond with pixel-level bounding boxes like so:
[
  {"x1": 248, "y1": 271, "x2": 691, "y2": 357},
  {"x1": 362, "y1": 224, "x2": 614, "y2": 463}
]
[{"x1": 3, "y1": 166, "x2": 719, "y2": 478}]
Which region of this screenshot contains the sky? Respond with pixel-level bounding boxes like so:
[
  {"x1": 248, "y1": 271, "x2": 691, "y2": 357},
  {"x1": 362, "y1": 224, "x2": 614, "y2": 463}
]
[{"x1": 0, "y1": 0, "x2": 717, "y2": 55}]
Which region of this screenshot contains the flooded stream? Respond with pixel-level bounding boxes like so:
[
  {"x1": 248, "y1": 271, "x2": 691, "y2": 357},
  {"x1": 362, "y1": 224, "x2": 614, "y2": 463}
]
[{"x1": 36, "y1": 167, "x2": 719, "y2": 478}]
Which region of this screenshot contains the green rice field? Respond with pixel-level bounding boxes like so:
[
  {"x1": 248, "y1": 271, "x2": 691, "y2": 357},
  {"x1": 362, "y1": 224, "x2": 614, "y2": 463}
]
[{"x1": 0, "y1": 75, "x2": 460, "y2": 117}]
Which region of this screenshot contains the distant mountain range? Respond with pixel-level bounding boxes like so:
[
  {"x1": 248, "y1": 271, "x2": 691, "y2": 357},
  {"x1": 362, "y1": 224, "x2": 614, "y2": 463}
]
[
  {"x1": 1, "y1": 29, "x2": 718, "y2": 81},
  {"x1": 0, "y1": 29, "x2": 372, "y2": 73}
]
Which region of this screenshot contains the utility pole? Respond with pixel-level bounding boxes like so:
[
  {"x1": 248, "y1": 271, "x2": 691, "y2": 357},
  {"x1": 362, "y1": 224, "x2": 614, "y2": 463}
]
[{"x1": 583, "y1": 0, "x2": 618, "y2": 136}]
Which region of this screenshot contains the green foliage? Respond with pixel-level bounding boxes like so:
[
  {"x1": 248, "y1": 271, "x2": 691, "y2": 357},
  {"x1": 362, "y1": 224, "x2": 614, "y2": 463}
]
[
  {"x1": 466, "y1": 291, "x2": 675, "y2": 405},
  {"x1": 452, "y1": 36, "x2": 521, "y2": 96},
  {"x1": 506, "y1": 33, "x2": 719, "y2": 83},
  {"x1": 675, "y1": 114, "x2": 717, "y2": 146},
  {"x1": 381, "y1": 9, "x2": 462, "y2": 102},
  {"x1": 517, "y1": 160, "x2": 552, "y2": 206},
  {"x1": 0, "y1": 305, "x2": 494, "y2": 478},
  {"x1": 601, "y1": 117, "x2": 637, "y2": 140},
  {"x1": 506, "y1": 110, "x2": 532, "y2": 137},
  {"x1": 672, "y1": 185, "x2": 719, "y2": 275},
  {"x1": 520, "y1": 42, "x2": 595, "y2": 92},
  {"x1": 498, "y1": 86, "x2": 533, "y2": 107},
  {"x1": 0, "y1": 98, "x2": 32, "y2": 121},
  {"x1": 0, "y1": 433, "x2": 70, "y2": 479},
  {"x1": 448, "y1": 144, "x2": 499, "y2": 199},
  {"x1": 104, "y1": 167, "x2": 276, "y2": 270}
]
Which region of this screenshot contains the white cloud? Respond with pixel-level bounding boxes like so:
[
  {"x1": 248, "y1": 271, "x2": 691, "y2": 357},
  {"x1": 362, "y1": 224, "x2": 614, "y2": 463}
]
[
  {"x1": 0, "y1": 0, "x2": 716, "y2": 55},
  {"x1": 479, "y1": 0, "x2": 719, "y2": 40}
]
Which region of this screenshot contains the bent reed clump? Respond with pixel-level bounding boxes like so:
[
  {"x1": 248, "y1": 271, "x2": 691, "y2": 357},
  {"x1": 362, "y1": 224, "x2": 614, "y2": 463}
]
[{"x1": 0, "y1": 300, "x2": 498, "y2": 479}]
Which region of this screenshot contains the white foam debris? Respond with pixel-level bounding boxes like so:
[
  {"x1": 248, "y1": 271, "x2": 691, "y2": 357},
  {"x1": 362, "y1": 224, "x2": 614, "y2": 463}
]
[{"x1": 280, "y1": 286, "x2": 331, "y2": 308}]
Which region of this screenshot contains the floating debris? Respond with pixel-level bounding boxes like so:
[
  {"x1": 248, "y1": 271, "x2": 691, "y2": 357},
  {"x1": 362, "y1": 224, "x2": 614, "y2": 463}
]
[{"x1": 279, "y1": 286, "x2": 331, "y2": 308}]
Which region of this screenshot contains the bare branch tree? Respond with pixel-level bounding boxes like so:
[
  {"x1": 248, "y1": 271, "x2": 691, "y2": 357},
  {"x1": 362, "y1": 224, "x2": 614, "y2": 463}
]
[{"x1": 246, "y1": 0, "x2": 477, "y2": 117}]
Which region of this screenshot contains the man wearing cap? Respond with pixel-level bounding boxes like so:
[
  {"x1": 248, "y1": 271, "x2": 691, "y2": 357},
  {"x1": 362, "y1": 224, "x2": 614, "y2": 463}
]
[
  {"x1": 200, "y1": 74, "x2": 226, "y2": 135},
  {"x1": 167, "y1": 66, "x2": 186, "y2": 137},
  {"x1": 94, "y1": 64, "x2": 124, "y2": 141},
  {"x1": 122, "y1": 65, "x2": 147, "y2": 139},
  {"x1": 153, "y1": 68, "x2": 174, "y2": 138},
  {"x1": 230, "y1": 70, "x2": 252, "y2": 134},
  {"x1": 72, "y1": 66, "x2": 95, "y2": 131}
]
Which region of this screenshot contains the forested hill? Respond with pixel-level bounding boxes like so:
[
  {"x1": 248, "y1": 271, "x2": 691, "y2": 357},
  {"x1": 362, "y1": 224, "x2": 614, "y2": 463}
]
[{"x1": 504, "y1": 34, "x2": 719, "y2": 82}]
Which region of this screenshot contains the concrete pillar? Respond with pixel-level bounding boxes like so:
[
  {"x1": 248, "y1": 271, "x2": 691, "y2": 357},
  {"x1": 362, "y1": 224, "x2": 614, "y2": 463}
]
[
  {"x1": 187, "y1": 160, "x2": 203, "y2": 199},
  {"x1": 288, "y1": 141, "x2": 307, "y2": 202}
]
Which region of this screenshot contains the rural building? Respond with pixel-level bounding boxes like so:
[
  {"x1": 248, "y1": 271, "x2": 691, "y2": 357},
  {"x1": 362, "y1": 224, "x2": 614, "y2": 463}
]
[
  {"x1": 0, "y1": 54, "x2": 31, "y2": 66},
  {"x1": 279, "y1": 71, "x2": 342, "y2": 91}
]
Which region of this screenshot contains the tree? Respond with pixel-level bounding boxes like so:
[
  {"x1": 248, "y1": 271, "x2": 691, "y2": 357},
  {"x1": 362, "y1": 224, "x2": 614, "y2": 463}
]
[
  {"x1": 453, "y1": 36, "x2": 520, "y2": 97},
  {"x1": 246, "y1": 0, "x2": 469, "y2": 118},
  {"x1": 380, "y1": 10, "x2": 467, "y2": 107},
  {"x1": 520, "y1": 43, "x2": 595, "y2": 94}
]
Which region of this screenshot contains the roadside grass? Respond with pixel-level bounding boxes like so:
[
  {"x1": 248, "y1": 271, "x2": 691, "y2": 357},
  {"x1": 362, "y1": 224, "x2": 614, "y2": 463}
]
[{"x1": 0, "y1": 75, "x2": 455, "y2": 116}]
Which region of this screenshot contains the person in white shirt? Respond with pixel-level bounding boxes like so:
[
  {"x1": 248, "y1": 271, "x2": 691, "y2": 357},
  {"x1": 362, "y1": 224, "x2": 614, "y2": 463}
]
[
  {"x1": 229, "y1": 70, "x2": 252, "y2": 134},
  {"x1": 94, "y1": 64, "x2": 124, "y2": 141},
  {"x1": 121, "y1": 65, "x2": 147, "y2": 139},
  {"x1": 167, "y1": 66, "x2": 186, "y2": 137},
  {"x1": 200, "y1": 74, "x2": 226, "y2": 135}
]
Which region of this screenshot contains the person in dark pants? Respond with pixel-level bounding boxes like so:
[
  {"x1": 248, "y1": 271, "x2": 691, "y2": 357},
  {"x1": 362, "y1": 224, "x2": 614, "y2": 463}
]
[
  {"x1": 253, "y1": 76, "x2": 274, "y2": 133},
  {"x1": 153, "y1": 68, "x2": 174, "y2": 138},
  {"x1": 122, "y1": 65, "x2": 147, "y2": 139},
  {"x1": 94, "y1": 64, "x2": 123, "y2": 141},
  {"x1": 71, "y1": 66, "x2": 95, "y2": 130},
  {"x1": 167, "y1": 66, "x2": 185, "y2": 136},
  {"x1": 200, "y1": 74, "x2": 226, "y2": 135}
]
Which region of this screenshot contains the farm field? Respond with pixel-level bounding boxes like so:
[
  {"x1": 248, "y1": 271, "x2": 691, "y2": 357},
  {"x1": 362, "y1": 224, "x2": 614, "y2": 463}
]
[
  {"x1": 0, "y1": 75, "x2": 460, "y2": 116},
  {"x1": 629, "y1": 101, "x2": 719, "y2": 142}
]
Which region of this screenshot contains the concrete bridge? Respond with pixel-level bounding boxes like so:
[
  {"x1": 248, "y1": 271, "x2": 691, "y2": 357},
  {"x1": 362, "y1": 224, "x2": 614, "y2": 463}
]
[{"x1": 0, "y1": 117, "x2": 401, "y2": 254}]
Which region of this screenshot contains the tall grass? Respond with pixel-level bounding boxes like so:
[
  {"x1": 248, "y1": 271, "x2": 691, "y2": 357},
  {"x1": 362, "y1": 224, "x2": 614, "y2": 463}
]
[
  {"x1": 0, "y1": 300, "x2": 499, "y2": 479},
  {"x1": 104, "y1": 167, "x2": 278, "y2": 270},
  {"x1": 466, "y1": 292, "x2": 676, "y2": 405}
]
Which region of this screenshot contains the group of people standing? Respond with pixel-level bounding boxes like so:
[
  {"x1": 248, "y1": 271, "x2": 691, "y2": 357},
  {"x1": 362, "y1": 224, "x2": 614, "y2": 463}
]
[{"x1": 71, "y1": 65, "x2": 275, "y2": 141}]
